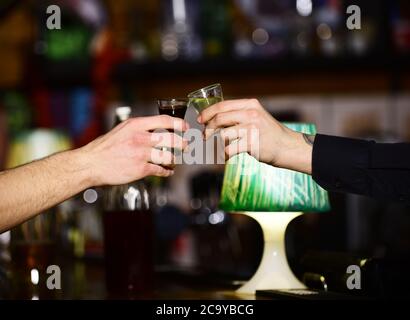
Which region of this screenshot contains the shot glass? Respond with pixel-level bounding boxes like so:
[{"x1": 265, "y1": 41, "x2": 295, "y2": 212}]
[{"x1": 187, "y1": 83, "x2": 223, "y2": 113}]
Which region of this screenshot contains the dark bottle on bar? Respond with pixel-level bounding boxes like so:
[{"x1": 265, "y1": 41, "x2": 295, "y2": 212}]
[{"x1": 103, "y1": 106, "x2": 154, "y2": 298}]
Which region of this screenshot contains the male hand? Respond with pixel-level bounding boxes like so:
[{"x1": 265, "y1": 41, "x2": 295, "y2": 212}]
[
  {"x1": 78, "y1": 115, "x2": 189, "y2": 186},
  {"x1": 198, "y1": 99, "x2": 312, "y2": 174}
]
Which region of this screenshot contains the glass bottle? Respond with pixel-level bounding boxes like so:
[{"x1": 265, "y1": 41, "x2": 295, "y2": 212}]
[{"x1": 102, "y1": 106, "x2": 154, "y2": 298}]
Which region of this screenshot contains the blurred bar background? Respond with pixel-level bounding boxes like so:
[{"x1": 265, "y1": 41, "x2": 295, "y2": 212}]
[{"x1": 1, "y1": 0, "x2": 410, "y2": 298}]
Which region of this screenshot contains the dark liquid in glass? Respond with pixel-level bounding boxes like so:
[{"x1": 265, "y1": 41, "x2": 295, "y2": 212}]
[
  {"x1": 158, "y1": 104, "x2": 187, "y2": 121},
  {"x1": 103, "y1": 209, "x2": 154, "y2": 298},
  {"x1": 158, "y1": 103, "x2": 187, "y2": 163}
]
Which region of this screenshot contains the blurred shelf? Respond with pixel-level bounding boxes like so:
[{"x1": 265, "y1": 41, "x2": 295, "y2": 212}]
[
  {"x1": 39, "y1": 59, "x2": 92, "y2": 88},
  {"x1": 110, "y1": 54, "x2": 410, "y2": 97},
  {"x1": 19, "y1": 54, "x2": 410, "y2": 96},
  {"x1": 113, "y1": 55, "x2": 404, "y2": 80}
]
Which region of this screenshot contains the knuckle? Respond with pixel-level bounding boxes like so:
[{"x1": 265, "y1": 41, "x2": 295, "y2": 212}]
[
  {"x1": 127, "y1": 118, "x2": 138, "y2": 127},
  {"x1": 247, "y1": 109, "x2": 259, "y2": 119},
  {"x1": 152, "y1": 165, "x2": 162, "y2": 175},
  {"x1": 215, "y1": 113, "x2": 223, "y2": 124},
  {"x1": 249, "y1": 98, "x2": 260, "y2": 107},
  {"x1": 143, "y1": 163, "x2": 152, "y2": 173},
  {"x1": 134, "y1": 132, "x2": 149, "y2": 145},
  {"x1": 118, "y1": 118, "x2": 132, "y2": 129},
  {"x1": 160, "y1": 114, "x2": 171, "y2": 123},
  {"x1": 157, "y1": 168, "x2": 166, "y2": 176},
  {"x1": 214, "y1": 102, "x2": 223, "y2": 112}
]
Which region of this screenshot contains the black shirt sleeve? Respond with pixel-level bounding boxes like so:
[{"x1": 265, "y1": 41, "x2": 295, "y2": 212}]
[{"x1": 312, "y1": 134, "x2": 410, "y2": 203}]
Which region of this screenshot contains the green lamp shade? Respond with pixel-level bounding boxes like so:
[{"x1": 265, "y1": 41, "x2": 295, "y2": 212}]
[{"x1": 219, "y1": 123, "x2": 330, "y2": 212}]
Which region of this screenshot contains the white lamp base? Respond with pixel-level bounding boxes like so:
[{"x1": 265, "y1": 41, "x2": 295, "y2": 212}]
[{"x1": 236, "y1": 212, "x2": 306, "y2": 294}]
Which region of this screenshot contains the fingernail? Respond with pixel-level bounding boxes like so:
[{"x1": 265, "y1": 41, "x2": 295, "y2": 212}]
[{"x1": 197, "y1": 116, "x2": 202, "y2": 123}]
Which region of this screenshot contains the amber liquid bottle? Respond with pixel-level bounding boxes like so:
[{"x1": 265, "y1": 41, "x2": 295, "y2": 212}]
[{"x1": 103, "y1": 107, "x2": 154, "y2": 298}]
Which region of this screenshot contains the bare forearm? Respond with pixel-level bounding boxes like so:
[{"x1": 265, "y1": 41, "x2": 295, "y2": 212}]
[
  {"x1": 0, "y1": 115, "x2": 188, "y2": 233},
  {"x1": 0, "y1": 149, "x2": 92, "y2": 232}
]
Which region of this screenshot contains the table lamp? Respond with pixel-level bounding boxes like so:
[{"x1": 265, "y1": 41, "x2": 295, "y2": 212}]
[{"x1": 219, "y1": 123, "x2": 330, "y2": 295}]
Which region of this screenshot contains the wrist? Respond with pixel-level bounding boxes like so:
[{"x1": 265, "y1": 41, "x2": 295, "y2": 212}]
[
  {"x1": 65, "y1": 148, "x2": 96, "y2": 189},
  {"x1": 275, "y1": 128, "x2": 313, "y2": 175}
]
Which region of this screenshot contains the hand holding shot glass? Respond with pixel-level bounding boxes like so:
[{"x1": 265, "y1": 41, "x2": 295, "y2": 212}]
[
  {"x1": 156, "y1": 99, "x2": 188, "y2": 168},
  {"x1": 188, "y1": 83, "x2": 226, "y2": 164},
  {"x1": 190, "y1": 83, "x2": 254, "y2": 163},
  {"x1": 154, "y1": 84, "x2": 228, "y2": 166}
]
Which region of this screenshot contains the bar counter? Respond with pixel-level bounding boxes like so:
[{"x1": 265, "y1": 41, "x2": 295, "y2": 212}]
[{"x1": 1, "y1": 257, "x2": 267, "y2": 300}]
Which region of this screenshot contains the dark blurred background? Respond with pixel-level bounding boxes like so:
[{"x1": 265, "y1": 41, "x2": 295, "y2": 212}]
[{"x1": 1, "y1": 0, "x2": 410, "y2": 298}]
